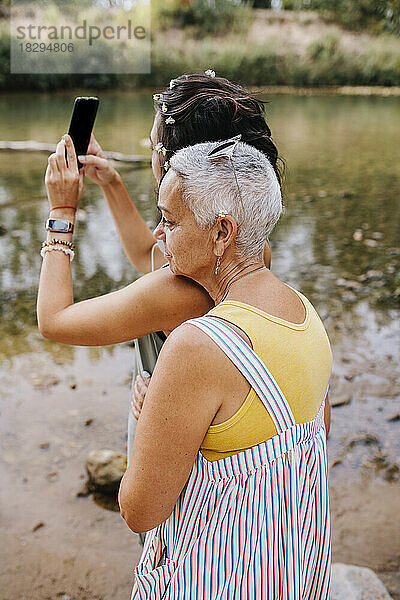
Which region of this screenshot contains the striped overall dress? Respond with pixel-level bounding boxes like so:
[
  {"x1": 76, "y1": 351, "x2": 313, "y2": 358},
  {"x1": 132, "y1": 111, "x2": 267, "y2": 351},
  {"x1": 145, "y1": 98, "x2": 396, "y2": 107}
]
[{"x1": 131, "y1": 315, "x2": 331, "y2": 599}]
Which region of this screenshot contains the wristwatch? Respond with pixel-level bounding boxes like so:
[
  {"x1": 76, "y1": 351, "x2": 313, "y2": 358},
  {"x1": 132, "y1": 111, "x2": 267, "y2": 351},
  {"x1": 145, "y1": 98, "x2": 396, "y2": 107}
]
[{"x1": 45, "y1": 219, "x2": 74, "y2": 234}]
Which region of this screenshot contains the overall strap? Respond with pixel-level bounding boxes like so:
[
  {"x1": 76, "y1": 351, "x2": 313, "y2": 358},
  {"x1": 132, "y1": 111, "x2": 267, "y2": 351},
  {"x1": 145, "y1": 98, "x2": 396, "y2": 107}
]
[{"x1": 187, "y1": 316, "x2": 296, "y2": 434}]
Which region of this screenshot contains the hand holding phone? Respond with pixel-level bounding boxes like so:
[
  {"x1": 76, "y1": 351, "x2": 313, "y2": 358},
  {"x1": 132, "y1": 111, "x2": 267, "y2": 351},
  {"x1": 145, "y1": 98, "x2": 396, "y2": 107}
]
[
  {"x1": 78, "y1": 133, "x2": 118, "y2": 187},
  {"x1": 67, "y1": 96, "x2": 99, "y2": 169}
]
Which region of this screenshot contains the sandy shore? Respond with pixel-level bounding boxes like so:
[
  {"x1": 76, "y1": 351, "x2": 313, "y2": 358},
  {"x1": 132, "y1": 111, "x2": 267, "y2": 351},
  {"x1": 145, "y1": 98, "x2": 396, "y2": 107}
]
[{"x1": 0, "y1": 337, "x2": 399, "y2": 600}]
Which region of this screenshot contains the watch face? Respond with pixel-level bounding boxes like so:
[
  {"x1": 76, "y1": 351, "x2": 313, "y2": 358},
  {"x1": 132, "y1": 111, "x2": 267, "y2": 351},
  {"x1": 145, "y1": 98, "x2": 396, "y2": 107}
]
[
  {"x1": 51, "y1": 219, "x2": 69, "y2": 232},
  {"x1": 46, "y1": 219, "x2": 72, "y2": 233}
]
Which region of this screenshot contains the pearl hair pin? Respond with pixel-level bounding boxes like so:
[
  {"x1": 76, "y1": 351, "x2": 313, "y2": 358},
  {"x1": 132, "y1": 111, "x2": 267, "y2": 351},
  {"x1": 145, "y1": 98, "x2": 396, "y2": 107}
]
[{"x1": 154, "y1": 69, "x2": 217, "y2": 127}]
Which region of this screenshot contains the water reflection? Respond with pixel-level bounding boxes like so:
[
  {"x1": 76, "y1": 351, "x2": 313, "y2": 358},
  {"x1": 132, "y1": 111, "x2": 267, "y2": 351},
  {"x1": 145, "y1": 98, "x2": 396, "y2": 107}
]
[{"x1": 0, "y1": 92, "x2": 399, "y2": 361}]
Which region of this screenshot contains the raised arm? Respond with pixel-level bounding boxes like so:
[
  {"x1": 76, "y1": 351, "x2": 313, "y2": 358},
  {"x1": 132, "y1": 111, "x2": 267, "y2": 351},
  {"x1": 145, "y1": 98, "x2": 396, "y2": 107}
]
[
  {"x1": 38, "y1": 135, "x2": 213, "y2": 346},
  {"x1": 38, "y1": 263, "x2": 213, "y2": 346},
  {"x1": 80, "y1": 134, "x2": 165, "y2": 274}
]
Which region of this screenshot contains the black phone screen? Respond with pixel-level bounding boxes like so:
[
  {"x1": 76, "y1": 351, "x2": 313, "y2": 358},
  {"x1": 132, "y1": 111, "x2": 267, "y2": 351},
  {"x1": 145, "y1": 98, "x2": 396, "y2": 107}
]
[{"x1": 67, "y1": 96, "x2": 99, "y2": 168}]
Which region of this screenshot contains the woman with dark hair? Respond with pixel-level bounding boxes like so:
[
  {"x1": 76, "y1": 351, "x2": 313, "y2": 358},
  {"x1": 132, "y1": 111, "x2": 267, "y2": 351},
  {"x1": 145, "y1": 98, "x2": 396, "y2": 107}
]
[
  {"x1": 38, "y1": 72, "x2": 322, "y2": 550},
  {"x1": 74, "y1": 72, "x2": 282, "y2": 477},
  {"x1": 80, "y1": 71, "x2": 281, "y2": 276}
]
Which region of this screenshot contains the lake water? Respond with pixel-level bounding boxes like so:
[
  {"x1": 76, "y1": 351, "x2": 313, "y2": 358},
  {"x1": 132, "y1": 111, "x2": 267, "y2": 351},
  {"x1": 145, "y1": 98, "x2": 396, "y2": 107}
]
[{"x1": 0, "y1": 91, "x2": 399, "y2": 360}]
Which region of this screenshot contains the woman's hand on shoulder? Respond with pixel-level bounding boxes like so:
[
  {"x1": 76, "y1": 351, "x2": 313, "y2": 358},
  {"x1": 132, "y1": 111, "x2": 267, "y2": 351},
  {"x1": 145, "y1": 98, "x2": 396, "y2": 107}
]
[
  {"x1": 131, "y1": 372, "x2": 151, "y2": 420},
  {"x1": 79, "y1": 134, "x2": 118, "y2": 187}
]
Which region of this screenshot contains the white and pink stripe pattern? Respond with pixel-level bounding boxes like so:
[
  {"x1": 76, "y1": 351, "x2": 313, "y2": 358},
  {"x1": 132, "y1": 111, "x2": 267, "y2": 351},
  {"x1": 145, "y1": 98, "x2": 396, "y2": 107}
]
[{"x1": 131, "y1": 315, "x2": 331, "y2": 599}]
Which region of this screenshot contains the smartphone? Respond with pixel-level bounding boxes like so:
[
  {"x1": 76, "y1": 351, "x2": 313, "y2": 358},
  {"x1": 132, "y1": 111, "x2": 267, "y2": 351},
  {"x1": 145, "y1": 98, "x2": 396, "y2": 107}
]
[{"x1": 67, "y1": 96, "x2": 99, "y2": 169}]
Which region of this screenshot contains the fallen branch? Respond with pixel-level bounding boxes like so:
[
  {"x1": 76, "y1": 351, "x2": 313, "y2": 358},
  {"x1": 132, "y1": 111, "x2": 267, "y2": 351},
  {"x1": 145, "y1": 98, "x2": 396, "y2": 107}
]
[{"x1": 0, "y1": 140, "x2": 150, "y2": 167}]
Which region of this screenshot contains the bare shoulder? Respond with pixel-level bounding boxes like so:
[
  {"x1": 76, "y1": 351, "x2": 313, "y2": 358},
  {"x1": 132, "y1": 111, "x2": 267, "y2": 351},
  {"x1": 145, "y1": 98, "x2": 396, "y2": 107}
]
[
  {"x1": 130, "y1": 267, "x2": 213, "y2": 316},
  {"x1": 115, "y1": 267, "x2": 214, "y2": 336},
  {"x1": 155, "y1": 267, "x2": 212, "y2": 298},
  {"x1": 155, "y1": 320, "x2": 233, "y2": 385},
  {"x1": 163, "y1": 319, "x2": 217, "y2": 350}
]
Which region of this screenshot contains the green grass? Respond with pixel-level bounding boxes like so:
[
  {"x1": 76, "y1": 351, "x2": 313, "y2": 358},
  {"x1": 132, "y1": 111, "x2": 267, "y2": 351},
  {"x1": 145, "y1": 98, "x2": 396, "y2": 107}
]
[{"x1": 1, "y1": 25, "x2": 399, "y2": 91}]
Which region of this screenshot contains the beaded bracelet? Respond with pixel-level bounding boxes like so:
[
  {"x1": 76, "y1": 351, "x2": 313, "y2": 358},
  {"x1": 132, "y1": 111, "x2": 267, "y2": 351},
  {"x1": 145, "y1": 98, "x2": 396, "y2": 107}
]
[
  {"x1": 40, "y1": 244, "x2": 75, "y2": 262},
  {"x1": 42, "y1": 239, "x2": 75, "y2": 250}
]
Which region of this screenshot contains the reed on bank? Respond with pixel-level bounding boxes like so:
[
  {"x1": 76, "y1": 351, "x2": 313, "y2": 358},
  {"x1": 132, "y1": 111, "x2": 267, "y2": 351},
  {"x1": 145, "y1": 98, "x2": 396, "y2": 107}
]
[{"x1": 0, "y1": 10, "x2": 399, "y2": 91}]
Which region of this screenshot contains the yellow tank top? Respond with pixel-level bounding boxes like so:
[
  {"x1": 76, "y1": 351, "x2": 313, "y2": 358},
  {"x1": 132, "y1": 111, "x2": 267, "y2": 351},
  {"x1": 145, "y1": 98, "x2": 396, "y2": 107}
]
[{"x1": 200, "y1": 288, "x2": 333, "y2": 461}]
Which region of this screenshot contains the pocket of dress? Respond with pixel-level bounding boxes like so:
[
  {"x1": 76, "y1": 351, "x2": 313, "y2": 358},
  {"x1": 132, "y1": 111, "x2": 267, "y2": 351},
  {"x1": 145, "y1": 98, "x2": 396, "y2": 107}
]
[{"x1": 132, "y1": 557, "x2": 177, "y2": 600}]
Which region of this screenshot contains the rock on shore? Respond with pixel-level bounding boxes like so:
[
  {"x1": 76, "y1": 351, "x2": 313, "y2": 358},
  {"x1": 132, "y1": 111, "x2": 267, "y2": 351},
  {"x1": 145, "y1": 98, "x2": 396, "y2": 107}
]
[
  {"x1": 85, "y1": 449, "x2": 127, "y2": 496},
  {"x1": 331, "y1": 563, "x2": 393, "y2": 599}
]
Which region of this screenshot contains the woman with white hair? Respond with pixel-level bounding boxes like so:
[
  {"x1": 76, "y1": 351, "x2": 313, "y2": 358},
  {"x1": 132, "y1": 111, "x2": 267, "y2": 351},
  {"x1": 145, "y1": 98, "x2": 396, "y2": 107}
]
[{"x1": 118, "y1": 136, "x2": 333, "y2": 599}]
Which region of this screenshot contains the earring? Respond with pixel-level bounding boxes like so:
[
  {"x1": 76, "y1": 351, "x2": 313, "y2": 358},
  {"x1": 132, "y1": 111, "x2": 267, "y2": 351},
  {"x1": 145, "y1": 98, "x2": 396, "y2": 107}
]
[{"x1": 215, "y1": 255, "x2": 221, "y2": 275}]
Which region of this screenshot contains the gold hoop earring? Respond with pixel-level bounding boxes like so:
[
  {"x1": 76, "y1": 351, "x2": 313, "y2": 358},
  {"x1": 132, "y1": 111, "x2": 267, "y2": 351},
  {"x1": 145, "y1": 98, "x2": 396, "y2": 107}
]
[{"x1": 215, "y1": 255, "x2": 221, "y2": 275}]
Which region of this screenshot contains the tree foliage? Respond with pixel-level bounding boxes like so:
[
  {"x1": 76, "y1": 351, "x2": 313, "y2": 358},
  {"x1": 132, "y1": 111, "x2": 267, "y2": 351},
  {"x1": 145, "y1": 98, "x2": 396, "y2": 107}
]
[
  {"x1": 153, "y1": 0, "x2": 254, "y2": 36},
  {"x1": 277, "y1": 0, "x2": 400, "y2": 34},
  {"x1": 310, "y1": 0, "x2": 399, "y2": 34}
]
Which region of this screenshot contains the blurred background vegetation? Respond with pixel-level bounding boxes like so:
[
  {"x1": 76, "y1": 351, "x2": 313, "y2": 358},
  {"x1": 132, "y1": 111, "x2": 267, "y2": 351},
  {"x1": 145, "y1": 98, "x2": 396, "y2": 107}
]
[
  {"x1": 155, "y1": 0, "x2": 400, "y2": 35},
  {"x1": 0, "y1": 0, "x2": 399, "y2": 90}
]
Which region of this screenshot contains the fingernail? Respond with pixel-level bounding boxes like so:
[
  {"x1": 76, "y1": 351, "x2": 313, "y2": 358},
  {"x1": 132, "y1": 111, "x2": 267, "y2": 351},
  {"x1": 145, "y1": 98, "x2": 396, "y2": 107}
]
[
  {"x1": 62, "y1": 134, "x2": 70, "y2": 141},
  {"x1": 142, "y1": 370, "x2": 151, "y2": 378},
  {"x1": 78, "y1": 155, "x2": 86, "y2": 162}
]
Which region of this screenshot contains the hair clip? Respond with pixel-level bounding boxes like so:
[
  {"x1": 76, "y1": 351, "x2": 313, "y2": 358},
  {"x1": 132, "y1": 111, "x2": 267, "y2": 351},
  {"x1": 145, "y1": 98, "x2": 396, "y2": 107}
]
[
  {"x1": 165, "y1": 116, "x2": 175, "y2": 125},
  {"x1": 169, "y1": 79, "x2": 177, "y2": 89},
  {"x1": 155, "y1": 142, "x2": 167, "y2": 156},
  {"x1": 205, "y1": 69, "x2": 216, "y2": 78},
  {"x1": 218, "y1": 211, "x2": 228, "y2": 217},
  {"x1": 208, "y1": 134, "x2": 242, "y2": 159},
  {"x1": 161, "y1": 103, "x2": 168, "y2": 113},
  {"x1": 164, "y1": 161, "x2": 170, "y2": 171},
  {"x1": 153, "y1": 93, "x2": 162, "y2": 103}
]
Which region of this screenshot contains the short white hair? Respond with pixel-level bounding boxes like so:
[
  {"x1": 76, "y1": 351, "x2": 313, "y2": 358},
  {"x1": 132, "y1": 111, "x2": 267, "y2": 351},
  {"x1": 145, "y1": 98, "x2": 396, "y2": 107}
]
[{"x1": 169, "y1": 139, "x2": 282, "y2": 260}]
